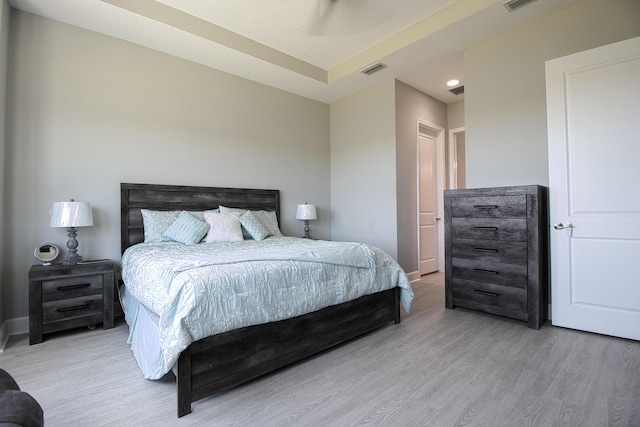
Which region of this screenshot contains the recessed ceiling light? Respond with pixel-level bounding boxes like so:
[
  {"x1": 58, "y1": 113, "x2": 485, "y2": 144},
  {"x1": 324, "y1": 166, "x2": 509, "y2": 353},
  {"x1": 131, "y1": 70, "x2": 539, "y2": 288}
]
[{"x1": 447, "y1": 79, "x2": 460, "y2": 87}]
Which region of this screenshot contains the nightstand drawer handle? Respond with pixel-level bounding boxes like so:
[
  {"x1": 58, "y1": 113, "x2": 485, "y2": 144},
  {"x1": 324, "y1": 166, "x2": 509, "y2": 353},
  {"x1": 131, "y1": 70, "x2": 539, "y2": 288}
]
[
  {"x1": 474, "y1": 226, "x2": 498, "y2": 231},
  {"x1": 57, "y1": 303, "x2": 89, "y2": 312},
  {"x1": 473, "y1": 205, "x2": 498, "y2": 209},
  {"x1": 474, "y1": 247, "x2": 498, "y2": 253},
  {"x1": 474, "y1": 289, "x2": 499, "y2": 297},
  {"x1": 57, "y1": 283, "x2": 91, "y2": 291},
  {"x1": 474, "y1": 268, "x2": 499, "y2": 275}
]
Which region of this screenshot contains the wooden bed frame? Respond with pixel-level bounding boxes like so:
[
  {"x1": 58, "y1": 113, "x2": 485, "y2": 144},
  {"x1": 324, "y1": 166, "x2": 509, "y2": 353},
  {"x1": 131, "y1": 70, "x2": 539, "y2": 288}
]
[{"x1": 120, "y1": 183, "x2": 401, "y2": 417}]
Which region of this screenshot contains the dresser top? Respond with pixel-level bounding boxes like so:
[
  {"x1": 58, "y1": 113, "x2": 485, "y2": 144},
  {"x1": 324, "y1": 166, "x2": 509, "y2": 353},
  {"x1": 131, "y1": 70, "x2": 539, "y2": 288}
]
[{"x1": 444, "y1": 185, "x2": 546, "y2": 198}]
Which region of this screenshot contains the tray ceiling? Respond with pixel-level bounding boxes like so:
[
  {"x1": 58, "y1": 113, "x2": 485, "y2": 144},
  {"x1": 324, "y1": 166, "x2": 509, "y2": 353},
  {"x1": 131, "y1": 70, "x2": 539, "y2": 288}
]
[{"x1": 9, "y1": 0, "x2": 586, "y2": 104}]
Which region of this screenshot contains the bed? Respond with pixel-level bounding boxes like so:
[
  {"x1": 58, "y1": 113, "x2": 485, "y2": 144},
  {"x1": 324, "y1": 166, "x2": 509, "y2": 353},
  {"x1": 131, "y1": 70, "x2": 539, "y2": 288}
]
[{"x1": 119, "y1": 183, "x2": 413, "y2": 417}]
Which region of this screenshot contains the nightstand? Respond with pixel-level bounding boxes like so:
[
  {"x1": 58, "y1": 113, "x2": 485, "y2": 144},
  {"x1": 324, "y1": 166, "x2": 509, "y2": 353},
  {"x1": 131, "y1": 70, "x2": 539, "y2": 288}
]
[{"x1": 28, "y1": 260, "x2": 116, "y2": 344}]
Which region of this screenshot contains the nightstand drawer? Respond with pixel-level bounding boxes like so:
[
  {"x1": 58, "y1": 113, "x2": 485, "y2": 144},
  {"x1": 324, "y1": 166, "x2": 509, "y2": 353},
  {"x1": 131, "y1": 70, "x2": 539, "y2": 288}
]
[
  {"x1": 451, "y1": 218, "x2": 527, "y2": 241},
  {"x1": 451, "y1": 238, "x2": 527, "y2": 264},
  {"x1": 451, "y1": 278, "x2": 528, "y2": 322},
  {"x1": 42, "y1": 274, "x2": 103, "y2": 302},
  {"x1": 452, "y1": 257, "x2": 527, "y2": 289},
  {"x1": 450, "y1": 195, "x2": 526, "y2": 219},
  {"x1": 42, "y1": 295, "x2": 103, "y2": 323}
]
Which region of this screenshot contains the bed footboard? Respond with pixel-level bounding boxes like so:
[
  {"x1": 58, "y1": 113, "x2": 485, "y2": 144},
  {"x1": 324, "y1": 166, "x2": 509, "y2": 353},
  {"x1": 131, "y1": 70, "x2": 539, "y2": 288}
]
[{"x1": 177, "y1": 287, "x2": 400, "y2": 417}]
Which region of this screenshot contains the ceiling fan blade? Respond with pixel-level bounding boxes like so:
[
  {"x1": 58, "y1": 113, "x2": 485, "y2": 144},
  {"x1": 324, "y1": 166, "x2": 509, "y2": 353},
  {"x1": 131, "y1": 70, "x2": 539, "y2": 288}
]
[{"x1": 309, "y1": 0, "x2": 337, "y2": 36}]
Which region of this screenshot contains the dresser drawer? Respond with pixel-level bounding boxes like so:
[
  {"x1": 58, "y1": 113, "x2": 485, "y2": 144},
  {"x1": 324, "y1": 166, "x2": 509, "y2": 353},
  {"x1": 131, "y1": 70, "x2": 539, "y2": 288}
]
[
  {"x1": 451, "y1": 278, "x2": 527, "y2": 321},
  {"x1": 452, "y1": 257, "x2": 527, "y2": 289},
  {"x1": 450, "y1": 195, "x2": 526, "y2": 219},
  {"x1": 451, "y1": 238, "x2": 527, "y2": 264},
  {"x1": 451, "y1": 218, "x2": 527, "y2": 241},
  {"x1": 42, "y1": 295, "x2": 103, "y2": 323},
  {"x1": 42, "y1": 274, "x2": 103, "y2": 302}
]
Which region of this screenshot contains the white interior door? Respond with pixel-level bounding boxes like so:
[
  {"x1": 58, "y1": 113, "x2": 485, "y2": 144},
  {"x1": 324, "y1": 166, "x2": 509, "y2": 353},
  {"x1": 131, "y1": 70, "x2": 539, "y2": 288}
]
[
  {"x1": 418, "y1": 131, "x2": 438, "y2": 275},
  {"x1": 546, "y1": 36, "x2": 640, "y2": 341}
]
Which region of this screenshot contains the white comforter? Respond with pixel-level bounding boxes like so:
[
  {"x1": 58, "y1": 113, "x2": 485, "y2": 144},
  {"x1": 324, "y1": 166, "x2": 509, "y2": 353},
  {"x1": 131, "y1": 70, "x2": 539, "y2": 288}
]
[{"x1": 121, "y1": 236, "x2": 413, "y2": 379}]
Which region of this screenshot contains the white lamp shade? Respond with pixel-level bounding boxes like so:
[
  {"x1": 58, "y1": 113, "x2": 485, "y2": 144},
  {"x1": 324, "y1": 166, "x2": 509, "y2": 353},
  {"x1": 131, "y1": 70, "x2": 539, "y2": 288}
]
[
  {"x1": 296, "y1": 204, "x2": 317, "y2": 220},
  {"x1": 50, "y1": 201, "x2": 94, "y2": 228}
]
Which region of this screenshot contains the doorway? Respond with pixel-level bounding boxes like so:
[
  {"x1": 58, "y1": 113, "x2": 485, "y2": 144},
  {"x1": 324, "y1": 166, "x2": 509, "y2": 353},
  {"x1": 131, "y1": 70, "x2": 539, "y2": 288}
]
[{"x1": 417, "y1": 121, "x2": 445, "y2": 275}]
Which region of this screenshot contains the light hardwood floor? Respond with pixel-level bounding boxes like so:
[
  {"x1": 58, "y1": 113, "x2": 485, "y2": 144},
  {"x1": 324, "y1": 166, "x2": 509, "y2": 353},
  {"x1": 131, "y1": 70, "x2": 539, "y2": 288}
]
[{"x1": 1, "y1": 273, "x2": 638, "y2": 426}]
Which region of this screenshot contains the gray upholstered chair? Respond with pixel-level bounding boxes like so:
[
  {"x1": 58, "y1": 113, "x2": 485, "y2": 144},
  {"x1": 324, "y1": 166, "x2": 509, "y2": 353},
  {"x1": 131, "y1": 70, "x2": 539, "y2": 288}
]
[{"x1": 0, "y1": 368, "x2": 43, "y2": 427}]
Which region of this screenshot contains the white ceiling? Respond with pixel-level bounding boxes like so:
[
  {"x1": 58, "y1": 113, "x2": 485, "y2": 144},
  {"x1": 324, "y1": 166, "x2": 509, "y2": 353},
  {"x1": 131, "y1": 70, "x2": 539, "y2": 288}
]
[{"x1": 9, "y1": 0, "x2": 586, "y2": 104}]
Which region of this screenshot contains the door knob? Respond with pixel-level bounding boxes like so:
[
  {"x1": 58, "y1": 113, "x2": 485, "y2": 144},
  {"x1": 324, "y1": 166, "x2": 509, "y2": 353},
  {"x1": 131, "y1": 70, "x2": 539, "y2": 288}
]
[{"x1": 553, "y1": 222, "x2": 573, "y2": 230}]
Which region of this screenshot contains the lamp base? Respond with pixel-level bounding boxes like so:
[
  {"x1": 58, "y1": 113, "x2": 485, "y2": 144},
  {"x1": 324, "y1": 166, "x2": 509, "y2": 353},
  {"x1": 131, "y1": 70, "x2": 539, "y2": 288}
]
[
  {"x1": 62, "y1": 253, "x2": 83, "y2": 265},
  {"x1": 63, "y1": 227, "x2": 83, "y2": 265},
  {"x1": 302, "y1": 220, "x2": 311, "y2": 239}
]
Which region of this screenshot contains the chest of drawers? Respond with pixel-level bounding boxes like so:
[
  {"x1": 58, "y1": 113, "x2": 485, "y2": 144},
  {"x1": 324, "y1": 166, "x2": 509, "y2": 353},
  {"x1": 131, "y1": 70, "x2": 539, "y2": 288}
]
[{"x1": 444, "y1": 185, "x2": 548, "y2": 329}]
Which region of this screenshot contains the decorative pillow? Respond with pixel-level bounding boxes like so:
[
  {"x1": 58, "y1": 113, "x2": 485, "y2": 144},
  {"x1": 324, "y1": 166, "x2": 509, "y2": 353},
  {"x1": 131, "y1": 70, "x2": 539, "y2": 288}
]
[
  {"x1": 218, "y1": 206, "x2": 250, "y2": 238},
  {"x1": 141, "y1": 210, "x2": 181, "y2": 243},
  {"x1": 141, "y1": 209, "x2": 215, "y2": 243},
  {"x1": 219, "y1": 206, "x2": 282, "y2": 238},
  {"x1": 162, "y1": 211, "x2": 210, "y2": 244},
  {"x1": 239, "y1": 211, "x2": 271, "y2": 240},
  {"x1": 252, "y1": 210, "x2": 283, "y2": 237},
  {"x1": 203, "y1": 211, "x2": 243, "y2": 243}
]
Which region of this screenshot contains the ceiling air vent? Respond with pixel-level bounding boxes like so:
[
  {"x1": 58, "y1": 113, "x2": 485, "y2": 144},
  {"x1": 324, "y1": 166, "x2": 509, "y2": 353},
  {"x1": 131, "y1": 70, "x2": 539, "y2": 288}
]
[
  {"x1": 503, "y1": 0, "x2": 538, "y2": 12},
  {"x1": 449, "y1": 85, "x2": 464, "y2": 95},
  {"x1": 360, "y1": 62, "x2": 388, "y2": 76}
]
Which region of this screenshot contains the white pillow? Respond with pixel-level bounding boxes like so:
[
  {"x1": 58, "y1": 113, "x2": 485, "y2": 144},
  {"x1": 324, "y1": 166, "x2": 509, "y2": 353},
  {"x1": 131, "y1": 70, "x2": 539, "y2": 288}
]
[{"x1": 204, "y1": 211, "x2": 244, "y2": 243}]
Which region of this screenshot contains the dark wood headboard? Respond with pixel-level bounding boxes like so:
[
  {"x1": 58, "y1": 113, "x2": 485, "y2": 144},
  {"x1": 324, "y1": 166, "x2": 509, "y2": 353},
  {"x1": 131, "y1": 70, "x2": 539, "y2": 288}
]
[{"x1": 121, "y1": 183, "x2": 280, "y2": 254}]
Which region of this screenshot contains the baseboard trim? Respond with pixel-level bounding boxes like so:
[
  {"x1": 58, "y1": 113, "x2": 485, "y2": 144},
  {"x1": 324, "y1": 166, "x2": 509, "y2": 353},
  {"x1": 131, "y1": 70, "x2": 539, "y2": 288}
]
[
  {"x1": 0, "y1": 321, "x2": 8, "y2": 352},
  {"x1": 407, "y1": 270, "x2": 421, "y2": 282},
  {"x1": 0, "y1": 316, "x2": 29, "y2": 351}
]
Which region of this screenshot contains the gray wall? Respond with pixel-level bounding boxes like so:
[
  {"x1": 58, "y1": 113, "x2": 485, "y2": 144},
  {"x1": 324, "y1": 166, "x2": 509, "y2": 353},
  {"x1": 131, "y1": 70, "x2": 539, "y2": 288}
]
[
  {"x1": 395, "y1": 81, "x2": 447, "y2": 276},
  {"x1": 0, "y1": 0, "x2": 8, "y2": 328},
  {"x1": 329, "y1": 79, "x2": 447, "y2": 274},
  {"x1": 447, "y1": 100, "x2": 464, "y2": 131},
  {"x1": 464, "y1": 0, "x2": 640, "y2": 189},
  {"x1": 329, "y1": 80, "x2": 398, "y2": 256},
  {"x1": 4, "y1": 10, "x2": 330, "y2": 320}
]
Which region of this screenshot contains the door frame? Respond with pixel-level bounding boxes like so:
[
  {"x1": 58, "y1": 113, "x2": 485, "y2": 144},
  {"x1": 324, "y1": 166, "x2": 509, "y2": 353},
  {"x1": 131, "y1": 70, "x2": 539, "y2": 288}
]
[
  {"x1": 416, "y1": 120, "x2": 446, "y2": 274},
  {"x1": 448, "y1": 127, "x2": 465, "y2": 190}
]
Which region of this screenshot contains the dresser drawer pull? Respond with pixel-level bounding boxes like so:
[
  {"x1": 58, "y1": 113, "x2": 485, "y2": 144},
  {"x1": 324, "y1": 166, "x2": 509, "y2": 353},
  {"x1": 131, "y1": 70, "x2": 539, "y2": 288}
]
[
  {"x1": 473, "y1": 205, "x2": 498, "y2": 209},
  {"x1": 57, "y1": 283, "x2": 91, "y2": 291},
  {"x1": 57, "y1": 303, "x2": 89, "y2": 312},
  {"x1": 474, "y1": 268, "x2": 499, "y2": 275},
  {"x1": 474, "y1": 226, "x2": 498, "y2": 231},
  {"x1": 474, "y1": 247, "x2": 498, "y2": 253},
  {"x1": 474, "y1": 289, "x2": 499, "y2": 297}
]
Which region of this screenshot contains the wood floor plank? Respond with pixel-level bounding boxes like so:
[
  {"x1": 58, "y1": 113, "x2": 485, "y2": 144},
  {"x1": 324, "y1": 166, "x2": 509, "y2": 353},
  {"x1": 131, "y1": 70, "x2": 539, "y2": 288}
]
[{"x1": 0, "y1": 272, "x2": 638, "y2": 426}]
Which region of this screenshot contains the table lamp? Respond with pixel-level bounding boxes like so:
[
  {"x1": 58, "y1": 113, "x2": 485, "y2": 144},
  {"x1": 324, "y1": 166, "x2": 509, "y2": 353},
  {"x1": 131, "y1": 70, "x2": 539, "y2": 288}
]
[
  {"x1": 50, "y1": 199, "x2": 94, "y2": 265},
  {"x1": 296, "y1": 203, "x2": 317, "y2": 239}
]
